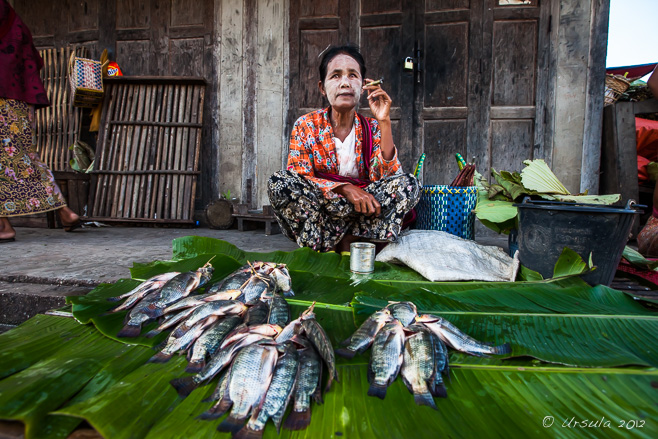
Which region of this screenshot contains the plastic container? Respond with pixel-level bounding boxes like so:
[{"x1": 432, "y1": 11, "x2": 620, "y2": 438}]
[
  {"x1": 515, "y1": 198, "x2": 639, "y2": 286},
  {"x1": 415, "y1": 185, "x2": 477, "y2": 240}
]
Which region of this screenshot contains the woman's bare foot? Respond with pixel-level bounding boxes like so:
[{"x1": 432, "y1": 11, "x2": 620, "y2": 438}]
[{"x1": 0, "y1": 217, "x2": 16, "y2": 241}]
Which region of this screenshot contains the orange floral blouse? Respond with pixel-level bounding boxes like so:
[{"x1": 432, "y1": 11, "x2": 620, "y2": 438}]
[{"x1": 287, "y1": 107, "x2": 401, "y2": 198}]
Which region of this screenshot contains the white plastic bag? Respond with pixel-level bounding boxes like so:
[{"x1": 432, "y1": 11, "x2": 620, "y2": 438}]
[{"x1": 375, "y1": 230, "x2": 519, "y2": 282}]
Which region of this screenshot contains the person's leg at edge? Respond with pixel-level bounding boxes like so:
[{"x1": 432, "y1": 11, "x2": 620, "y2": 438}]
[
  {"x1": 0, "y1": 217, "x2": 16, "y2": 241},
  {"x1": 57, "y1": 206, "x2": 80, "y2": 230}
]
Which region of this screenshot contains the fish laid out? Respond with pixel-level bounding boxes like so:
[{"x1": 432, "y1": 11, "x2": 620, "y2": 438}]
[
  {"x1": 169, "y1": 302, "x2": 335, "y2": 438},
  {"x1": 337, "y1": 301, "x2": 511, "y2": 409}
]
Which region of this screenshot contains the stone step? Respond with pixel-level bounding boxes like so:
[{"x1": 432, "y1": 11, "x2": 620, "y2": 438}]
[{"x1": 0, "y1": 279, "x2": 93, "y2": 326}]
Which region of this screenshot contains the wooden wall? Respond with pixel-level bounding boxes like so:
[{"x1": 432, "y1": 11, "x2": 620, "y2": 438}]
[{"x1": 12, "y1": 0, "x2": 609, "y2": 215}]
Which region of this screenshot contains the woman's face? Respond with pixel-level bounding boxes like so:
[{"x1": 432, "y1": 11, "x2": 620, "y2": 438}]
[{"x1": 319, "y1": 53, "x2": 363, "y2": 112}]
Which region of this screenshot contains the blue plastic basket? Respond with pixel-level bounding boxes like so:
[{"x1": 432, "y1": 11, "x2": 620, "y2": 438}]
[{"x1": 415, "y1": 185, "x2": 478, "y2": 240}]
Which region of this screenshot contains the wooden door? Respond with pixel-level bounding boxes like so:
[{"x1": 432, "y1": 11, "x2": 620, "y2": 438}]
[
  {"x1": 289, "y1": 0, "x2": 551, "y2": 185},
  {"x1": 418, "y1": 0, "x2": 550, "y2": 185}
]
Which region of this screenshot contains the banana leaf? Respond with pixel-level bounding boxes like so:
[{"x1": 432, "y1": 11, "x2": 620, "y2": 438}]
[{"x1": 3, "y1": 237, "x2": 658, "y2": 438}]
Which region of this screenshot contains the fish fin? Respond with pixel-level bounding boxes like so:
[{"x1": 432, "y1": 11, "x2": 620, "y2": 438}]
[
  {"x1": 169, "y1": 376, "x2": 199, "y2": 398},
  {"x1": 414, "y1": 392, "x2": 437, "y2": 410},
  {"x1": 492, "y1": 343, "x2": 512, "y2": 355},
  {"x1": 147, "y1": 351, "x2": 173, "y2": 364},
  {"x1": 334, "y1": 347, "x2": 356, "y2": 359},
  {"x1": 283, "y1": 409, "x2": 311, "y2": 431},
  {"x1": 116, "y1": 323, "x2": 142, "y2": 338},
  {"x1": 106, "y1": 296, "x2": 122, "y2": 302},
  {"x1": 234, "y1": 426, "x2": 263, "y2": 439},
  {"x1": 144, "y1": 328, "x2": 162, "y2": 339},
  {"x1": 185, "y1": 360, "x2": 204, "y2": 374},
  {"x1": 339, "y1": 337, "x2": 351, "y2": 347},
  {"x1": 197, "y1": 399, "x2": 233, "y2": 421},
  {"x1": 432, "y1": 382, "x2": 448, "y2": 398},
  {"x1": 367, "y1": 383, "x2": 387, "y2": 400},
  {"x1": 217, "y1": 415, "x2": 247, "y2": 434},
  {"x1": 283, "y1": 289, "x2": 295, "y2": 297}
]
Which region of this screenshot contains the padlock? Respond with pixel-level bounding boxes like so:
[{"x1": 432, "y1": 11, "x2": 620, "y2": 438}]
[{"x1": 404, "y1": 57, "x2": 414, "y2": 71}]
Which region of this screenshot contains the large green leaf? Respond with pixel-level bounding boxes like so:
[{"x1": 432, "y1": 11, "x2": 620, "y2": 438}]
[{"x1": 3, "y1": 237, "x2": 658, "y2": 438}]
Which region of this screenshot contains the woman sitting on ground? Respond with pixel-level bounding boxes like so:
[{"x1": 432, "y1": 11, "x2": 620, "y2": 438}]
[{"x1": 268, "y1": 45, "x2": 420, "y2": 253}]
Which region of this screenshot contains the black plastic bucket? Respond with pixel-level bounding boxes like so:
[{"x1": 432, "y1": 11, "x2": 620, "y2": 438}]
[{"x1": 515, "y1": 198, "x2": 639, "y2": 286}]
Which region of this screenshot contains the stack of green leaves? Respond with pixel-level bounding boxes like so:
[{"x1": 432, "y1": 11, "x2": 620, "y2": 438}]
[{"x1": 475, "y1": 159, "x2": 622, "y2": 234}]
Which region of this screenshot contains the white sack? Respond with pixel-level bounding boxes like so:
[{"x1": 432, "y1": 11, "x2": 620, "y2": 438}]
[{"x1": 375, "y1": 230, "x2": 519, "y2": 282}]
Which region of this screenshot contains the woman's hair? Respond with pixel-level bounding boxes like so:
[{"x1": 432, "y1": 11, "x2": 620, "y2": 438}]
[{"x1": 318, "y1": 45, "x2": 367, "y2": 83}]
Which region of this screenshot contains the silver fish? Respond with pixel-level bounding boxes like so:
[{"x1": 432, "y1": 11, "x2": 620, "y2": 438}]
[
  {"x1": 336, "y1": 309, "x2": 392, "y2": 359},
  {"x1": 148, "y1": 317, "x2": 214, "y2": 364},
  {"x1": 386, "y1": 301, "x2": 418, "y2": 327},
  {"x1": 275, "y1": 317, "x2": 302, "y2": 344},
  {"x1": 117, "y1": 267, "x2": 213, "y2": 337},
  {"x1": 367, "y1": 320, "x2": 405, "y2": 399},
  {"x1": 198, "y1": 368, "x2": 232, "y2": 420},
  {"x1": 106, "y1": 272, "x2": 179, "y2": 312},
  {"x1": 238, "y1": 341, "x2": 299, "y2": 438},
  {"x1": 400, "y1": 326, "x2": 437, "y2": 409},
  {"x1": 244, "y1": 300, "x2": 270, "y2": 326},
  {"x1": 186, "y1": 315, "x2": 243, "y2": 373},
  {"x1": 220, "y1": 324, "x2": 282, "y2": 350},
  {"x1": 163, "y1": 289, "x2": 242, "y2": 314},
  {"x1": 283, "y1": 337, "x2": 323, "y2": 431},
  {"x1": 172, "y1": 300, "x2": 247, "y2": 338},
  {"x1": 269, "y1": 266, "x2": 293, "y2": 295},
  {"x1": 206, "y1": 267, "x2": 252, "y2": 294},
  {"x1": 267, "y1": 294, "x2": 290, "y2": 327},
  {"x1": 427, "y1": 329, "x2": 449, "y2": 398},
  {"x1": 170, "y1": 333, "x2": 273, "y2": 398},
  {"x1": 217, "y1": 343, "x2": 279, "y2": 434},
  {"x1": 415, "y1": 314, "x2": 511, "y2": 357},
  {"x1": 242, "y1": 275, "x2": 274, "y2": 305},
  {"x1": 300, "y1": 304, "x2": 337, "y2": 392}
]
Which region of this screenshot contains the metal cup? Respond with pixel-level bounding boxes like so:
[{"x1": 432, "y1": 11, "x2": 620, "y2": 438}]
[{"x1": 350, "y1": 242, "x2": 376, "y2": 274}]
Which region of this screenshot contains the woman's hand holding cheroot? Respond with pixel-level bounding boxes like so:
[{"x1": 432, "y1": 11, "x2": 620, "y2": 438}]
[
  {"x1": 334, "y1": 184, "x2": 381, "y2": 216},
  {"x1": 363, "y1": 78, "x2": 392, "y2": 123}
]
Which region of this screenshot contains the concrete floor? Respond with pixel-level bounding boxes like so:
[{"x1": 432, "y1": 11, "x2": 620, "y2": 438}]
[{"x1": 0, "y1": 223, "x2": 508, "y2": 327}]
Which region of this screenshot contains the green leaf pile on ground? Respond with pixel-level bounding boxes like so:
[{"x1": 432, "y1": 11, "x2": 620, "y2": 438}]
[{"x1": 1, "y1": 236, "x2": 657, "y2": 438}]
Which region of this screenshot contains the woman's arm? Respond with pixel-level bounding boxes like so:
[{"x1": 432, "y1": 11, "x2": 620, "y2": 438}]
[{"x1": 364, "y1": 79, "x2": 394, "y2": 161}]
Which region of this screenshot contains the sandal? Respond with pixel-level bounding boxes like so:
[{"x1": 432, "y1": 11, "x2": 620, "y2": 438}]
[
  {"x1": 62, "y1": 220, "x2": 82, "y2": 232},
  {"x1": 0, "y1": 237, "x2": 15, "y2": 243}
]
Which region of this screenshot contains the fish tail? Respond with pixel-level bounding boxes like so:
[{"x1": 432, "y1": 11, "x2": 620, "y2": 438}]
[
  {"x1": 106, "y1": 296, "x2": 122, "y2": 302},
  {"x1": 430, "y1": 382, "x2": 448, "y2": 398},
  {"x1": 492, "y1": 343, "x2": 512, "y2": 355},
  {"x1": 144, "y1": 328, "x2": 162, "y2": 338},
  {"x1": 334, "y1": 347, "x2": 356, "y2": 359},
  {"x1": 116, "y1": 323, "x2": 142, "y2": 338},
  {"x1": 234, "y1": 426, "x2": 264, "y2": 439},
  {"x1": 324, "y1": 375, "x2": 335, "y2": 393},
  {"x1": 170, "y1": 376, "x2": 199, "y2": 398},
  {"x1": 185, "y1": 360, "x2": 205, "y2": 374},
  {"x1": 217, "y1": 415, "x2": 247, "y2": 434},
  {"x1": 414, "y1": 392, "x2": 438, "y2": 410},
  {"x1": 283, "y1": 409, "x2": 311, "y2": 431},
  {"x1": 147, "y1": 351, "x2": 173, "y2": 364},
  {"x1": 367, "y1": 383, "x2": 387, "y2": 400}
]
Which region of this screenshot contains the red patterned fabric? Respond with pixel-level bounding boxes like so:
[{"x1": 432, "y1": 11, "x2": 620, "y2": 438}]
[
  {"x1": 617, "y1": 259, "x2": 658, "y2": 287},
  {"x1": 0, "y1": 0, "x2": 49, "y2": 108}
]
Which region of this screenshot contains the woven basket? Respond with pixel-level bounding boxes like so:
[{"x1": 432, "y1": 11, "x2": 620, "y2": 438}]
[
  {"x1": 68, "y1": 53, "x2": 104, "y2": 108},
  {"x1": 604, "y1": 74, "x2": 631, "y2": 106},
  {"x1": 415, "y1": 185, "x2": 477, "y2": 240}
]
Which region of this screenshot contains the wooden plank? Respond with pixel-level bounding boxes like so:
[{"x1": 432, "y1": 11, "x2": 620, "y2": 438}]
[
  {"x1": 104, "y1": 76, "x2": 206, "y2": 85},
  {"x1": 135, "y1": 84, "x2": 156, "y2": 218},
  {"x1": 145, "y1": 83, "x2": 165, "y2": 219},
  {"x1": 93, "y1": 170, "x2": 200, "y2": 175},
  {"x1": 580, "y1": 0, "x2": 610, "y2": 194},
  {"x1": 171, "y1": 85, "x2": 187, "y2": 219},
  {"x1": 108, "y1": 121, "x2": 203, "y2": 128}
]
